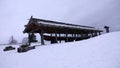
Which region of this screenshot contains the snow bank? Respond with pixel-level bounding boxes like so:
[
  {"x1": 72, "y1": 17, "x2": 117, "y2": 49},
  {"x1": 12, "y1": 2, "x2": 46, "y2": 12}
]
[{"x1": 0, "y1": 31, "x2": 120, "y2": 68}]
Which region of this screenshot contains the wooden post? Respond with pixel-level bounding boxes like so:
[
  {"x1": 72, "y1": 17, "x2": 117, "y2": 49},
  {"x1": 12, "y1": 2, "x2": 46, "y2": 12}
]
[
  {"x1": 78, "y1": 34, "x2": 80, "y2": 37},
  {"x1": 40, "y1": 30, "x2": 45, "y2": 45},
  {"x1": 50, "y1": 33, "x2": 52, "y2": 37},
  {"x1": 95, "y1": 32, "x2": 97, "y2": 36},
  {"x1": 72, "y1": 34, "x2": 74, "y2": 37},
  {"x1": 93, "y1": 33, "x2": 95, "y2": 37},
  {"x1": 55, "y1": 31, "x2": 58, "y2": 43},
  {"x1": 91, "y1": 33, "x2": 94, "y2": 37},
  {"x1": 81, "y1": 34, "x2": 83, "y2": 39},
  {"x1": 104, "y1": 26, "x2": 110, "y2": 33},
  {"x1": 85, "y1": 34, "x2": 88, "y2": 38},
  {"x1": 74, "y1": 33, "x2": 77, "y2": 41},
  {"x1": 65, "y1": 33, "x2": 68, "y2": 42},
  {"x1": 96, "y1": 32, "x2": 98, "y2": 36},
  {"x1": 99, "y1": 32, "x2": 101, "y2": 35},
  {"x1": 75, "y1": 34, "x2": 78, "y2": 41},
  {"x1": 50, "y1": 33, "x2": 52, "y2": 44},
  {"x1": 59, "y1": 33, "x2": 61, "y2": 43},
  {"x1": 28, "y1": 33, "x2": 31, "y2": 45}
]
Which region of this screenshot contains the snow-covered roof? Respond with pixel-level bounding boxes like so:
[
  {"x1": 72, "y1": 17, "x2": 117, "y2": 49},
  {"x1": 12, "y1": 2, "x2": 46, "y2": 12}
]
[
  {"x1": 24, "y1": 16, "x2": 103, "y2": 33},
  {"x1": 31, "y1": 17, "x2": 102, "y2": 32}
]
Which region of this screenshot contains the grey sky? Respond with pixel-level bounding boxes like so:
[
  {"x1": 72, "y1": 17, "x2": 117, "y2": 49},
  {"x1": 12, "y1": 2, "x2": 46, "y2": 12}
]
[{"x1": 0, "y1": 0, "x2": 120, "y2": 44}]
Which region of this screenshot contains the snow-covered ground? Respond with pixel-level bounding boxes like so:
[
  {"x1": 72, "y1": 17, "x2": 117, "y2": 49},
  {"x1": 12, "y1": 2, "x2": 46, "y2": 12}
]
[{"x1": 0, "y1": 31, "x2": 120, "y2": 68}]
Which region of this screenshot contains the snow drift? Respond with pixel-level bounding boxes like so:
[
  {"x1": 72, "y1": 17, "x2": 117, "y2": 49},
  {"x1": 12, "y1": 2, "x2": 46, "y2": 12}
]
[{"x1": 0, "y1": 31, "x2": 120, "y2": 68}]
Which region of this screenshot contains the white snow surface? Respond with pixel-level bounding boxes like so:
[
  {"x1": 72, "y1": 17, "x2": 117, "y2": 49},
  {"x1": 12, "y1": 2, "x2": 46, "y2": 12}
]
[{"x1": 0, "y1": 31, "x2": 120, "y2": 68}]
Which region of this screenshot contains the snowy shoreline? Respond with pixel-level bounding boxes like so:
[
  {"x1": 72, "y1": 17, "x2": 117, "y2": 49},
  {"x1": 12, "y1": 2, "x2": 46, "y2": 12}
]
[{"x1": 0, "y1": 31, "x2": 120, "y2": 68}]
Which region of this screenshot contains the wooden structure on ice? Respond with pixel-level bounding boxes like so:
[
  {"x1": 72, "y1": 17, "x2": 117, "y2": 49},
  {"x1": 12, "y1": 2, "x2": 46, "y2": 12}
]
[{"x1": 23, "y1": 16, "x2": 103, "y2": 45}]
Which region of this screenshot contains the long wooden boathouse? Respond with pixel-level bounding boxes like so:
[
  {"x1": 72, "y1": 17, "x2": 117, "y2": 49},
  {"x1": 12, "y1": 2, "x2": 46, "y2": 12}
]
[{"x1": 23, "y1": 16, "x2": 103, "y2": 45}]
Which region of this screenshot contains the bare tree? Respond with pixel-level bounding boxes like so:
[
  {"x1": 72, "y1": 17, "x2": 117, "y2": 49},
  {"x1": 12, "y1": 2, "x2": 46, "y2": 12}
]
[{"x1": 9, "y1": 36, "x2": 18, "y2": 44}]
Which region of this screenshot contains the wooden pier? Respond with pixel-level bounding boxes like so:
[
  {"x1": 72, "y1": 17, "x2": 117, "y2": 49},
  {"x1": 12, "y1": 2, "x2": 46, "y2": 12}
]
[{"x1": 23, "y1": 16, "x2": 103, "y2": 45}]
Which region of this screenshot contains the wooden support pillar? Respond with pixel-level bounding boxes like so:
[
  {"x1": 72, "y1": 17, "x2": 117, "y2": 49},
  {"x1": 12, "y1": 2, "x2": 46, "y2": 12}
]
[
  {"x1": 50, "y1": 33, "x2": 53, "y2": 44},
  {"x1": 93, "y1": 33, "x2": 95, "y2": 37},
  {"x1": 77, "y1": 34, "x2": 80, "y2": 41},
  {"x1": 96, "y1": 32, "x2": 98, "y2": 36},
  {"x1": 72, "y1": 34, "x2": 74, "y2": 37},
  {"x1": 91, "y1": 33, "x2": 93, "y2": 37},
  {"x1": 81, "y1": 34, "x2": 83, "y2": 38},
  {"x1": 104, "y1": 26, "x2": 110, "y2": 33},
  {"x1": 78, "y1": 34, "x2": 80, "y2": 37},
  {"x1": 59, "y1": 33, "x2": 61, "y2": 43},
  {"x1": 39, "y1": 30, "x2": 45, "y2": 45},
  {"x1": 28, "y1": 33, "x2": 31, "y2": 46},
  {"x1": 99, "y1": 32, "x2": 101, "y2": 35},
  {"x1": 50, "y1": 33, "x2": 52, "y2": 37},
  {"x1": 74, "y1": 33, "x2": 77, "y2": 41},
  {"x1": 55, "y1": 31, "x2": 58, "y2": 43},
  {"x1": 70, "y1": 34, "x2": 74, "y2": 42},
  {"x1": 75, "y1": 34, "x2": 79, "y2": 41},
  {"x1": 77, "y1": 34, "x2": 79, "y2": 37},
  {"x1": 94, "y1": 32, "x2": 97, "y2": 36},
  {"x1": 65, "y1": 33, "x2": 68, "y2": 42},
  {"x1": 85, "y1": 34, "x2": 88, "y2": 38}
]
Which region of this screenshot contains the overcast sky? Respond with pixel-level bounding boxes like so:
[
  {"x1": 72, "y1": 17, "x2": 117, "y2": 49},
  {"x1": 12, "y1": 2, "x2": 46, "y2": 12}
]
[{"x1": 0, "y1": 0, "x2": 120, "y2": 44}]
